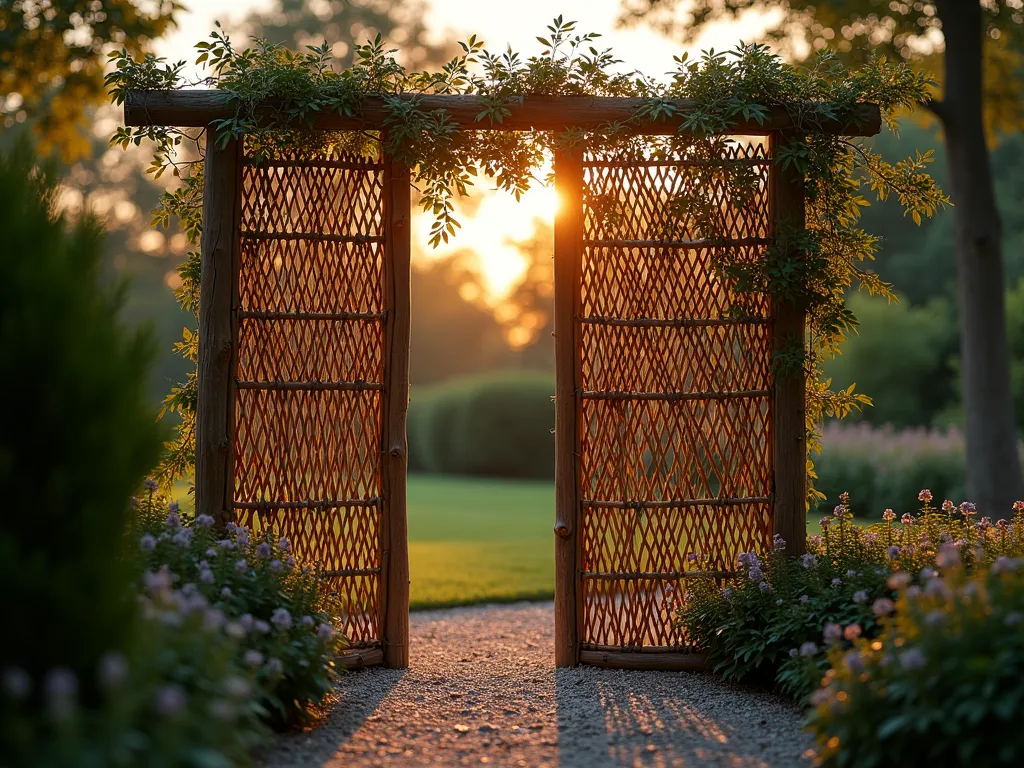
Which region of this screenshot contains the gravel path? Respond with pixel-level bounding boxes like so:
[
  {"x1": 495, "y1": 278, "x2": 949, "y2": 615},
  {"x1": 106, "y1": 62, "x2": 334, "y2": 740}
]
[{"x1": 264, "y1": 602, "x2": 812, "y2": 767}]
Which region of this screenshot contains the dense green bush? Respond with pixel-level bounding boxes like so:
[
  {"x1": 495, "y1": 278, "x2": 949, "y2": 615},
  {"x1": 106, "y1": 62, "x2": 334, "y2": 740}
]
[
  {"x1": 806, "y1": 555, "x2": 1024, "y2": 767},
  {"x1": 408, "y1": 370, "x2": 555, "y2": 479},
  {"x1": 0, "y1": 148, "x2": 163, "y2": 697},
  {"x1": 680, "y1": 492, "x2": 1024, "y2": 700},
  {"x1": 815, "y1": 423, "x2": 968, "y2": 517}
]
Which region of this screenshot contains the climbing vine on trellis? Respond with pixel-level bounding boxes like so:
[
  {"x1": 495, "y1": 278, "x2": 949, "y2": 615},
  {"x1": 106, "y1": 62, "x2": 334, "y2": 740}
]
[{"x1": 107, "y1": 17, "x2": 947, "y2": 506}]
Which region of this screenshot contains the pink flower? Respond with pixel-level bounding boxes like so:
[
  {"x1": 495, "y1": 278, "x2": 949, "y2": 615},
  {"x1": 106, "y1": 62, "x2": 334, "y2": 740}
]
[
  {"x1": 959, "y1": 501, "x2": 977, "y2": 517},
  {"x1": 872, "y1": 597, "x2": 895, "y2": 616},
  {"x1": 887, "y1": 572, "x2": 911, "y2": 590},
  {"x1": 843, "y1": 624, "x2": 862, "y2": 641},
  {"x1": 1013, "y1": 501, "x2": 1024, "y2": 513},
  {"x1": 918, "y1": 489, "x2": 933, "y2": 503},
  {"x1": 942, "y1": 500, "x2": 955, "y2": 513},
  {"x1": 901, "y1": 513, "x2": 914, "y2": 525},
  {"x1": 882, "y1": 509, "x2": 895, "y2": 522},
  {"x1": 936, "y1": 544, "x2": 960, "y2": 569}
]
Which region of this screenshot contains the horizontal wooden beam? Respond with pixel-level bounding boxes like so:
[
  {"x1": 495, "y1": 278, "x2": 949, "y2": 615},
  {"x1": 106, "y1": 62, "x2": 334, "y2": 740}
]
[
  {"x1": 124, "y1": 90, "x2": 882, "y2": 136},
  {"x1": 337, "y1": 647, "x2": 384, "y2": 670},
  {"x1": 579, "y1": 649, "x2": 709, "y2": 671}
]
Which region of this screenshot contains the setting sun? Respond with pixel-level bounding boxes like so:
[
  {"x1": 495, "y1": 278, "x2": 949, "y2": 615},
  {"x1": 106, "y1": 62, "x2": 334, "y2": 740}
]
[{"x1": 412, "y1": 170, "x2": 558, "y2": 301}]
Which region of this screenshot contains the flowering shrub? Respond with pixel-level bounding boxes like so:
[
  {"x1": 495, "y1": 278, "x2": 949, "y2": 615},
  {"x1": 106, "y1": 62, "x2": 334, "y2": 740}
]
[
  {"x1": 133, "y1": 492, "x2": 343, "y2": 729},
  {"x1": 679, "y1": 492, "x2": 1024, "y2": 699},
  {"x1": 2, "y1": 578, "x2": 265, "y2": 766},
  {"x1": 806, "y1": 552, "x2": 1024, "y2": 767}
]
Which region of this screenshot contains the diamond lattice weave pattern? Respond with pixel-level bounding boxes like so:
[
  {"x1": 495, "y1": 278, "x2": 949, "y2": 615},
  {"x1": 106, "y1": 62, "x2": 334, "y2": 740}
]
[
  {"x1": 579, "y1": 141, "x2": 775, "y2": 652},
  {"x1": 234, "y1": 143, "x2": 386, "y2": 648}
]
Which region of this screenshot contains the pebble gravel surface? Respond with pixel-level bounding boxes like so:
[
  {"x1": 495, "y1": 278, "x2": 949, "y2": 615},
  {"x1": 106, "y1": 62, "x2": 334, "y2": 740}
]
[{"x1": 263, "y1": 601, "x2": 813, "y2": 768}]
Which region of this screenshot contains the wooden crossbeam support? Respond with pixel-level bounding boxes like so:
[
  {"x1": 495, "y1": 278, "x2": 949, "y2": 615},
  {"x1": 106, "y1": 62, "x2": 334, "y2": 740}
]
[{"x1": 124, "y1": 91, "x2": 882, "y2": 136}]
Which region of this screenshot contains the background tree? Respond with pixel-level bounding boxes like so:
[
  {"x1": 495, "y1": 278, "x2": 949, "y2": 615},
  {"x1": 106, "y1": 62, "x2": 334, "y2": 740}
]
[
  {"x1": 621, "y1": 0, "x2": 1024, "y2": 513},
  {"x1": 244, "y1": 0, "x2": 441, "y2": 67},
  {"x1": 0, "y1": 0, "x2": 180, "y2": 162}
]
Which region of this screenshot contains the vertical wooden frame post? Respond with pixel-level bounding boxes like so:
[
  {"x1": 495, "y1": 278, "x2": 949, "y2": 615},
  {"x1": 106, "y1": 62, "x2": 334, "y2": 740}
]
[
  {"x1": 381, "y1": 149, "x2": 412, "y2": 669},
  {"x1": 770, "y1": 131, "x2": 808, "y2": 556},
  {"x1": 196, "y1": 136, "x2": 242, "y2": 529},
  {"x1": 553, "y1": 147, "x2": 584, "y2": 667}
]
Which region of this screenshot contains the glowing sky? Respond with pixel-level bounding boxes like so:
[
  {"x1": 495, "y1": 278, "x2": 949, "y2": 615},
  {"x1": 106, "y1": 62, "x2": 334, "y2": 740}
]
[{"x1": 155, "y1": 0, "x2": 764, "y2": 299}]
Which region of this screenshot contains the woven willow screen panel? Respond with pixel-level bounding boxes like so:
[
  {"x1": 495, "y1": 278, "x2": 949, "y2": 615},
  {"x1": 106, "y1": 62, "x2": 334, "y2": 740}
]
[
  {"x1": 578, "y1": 140, "x2": 775, "y2": 652},
  {"x1": 233, "y1": 142, "x2": 386, "y2": 649}
]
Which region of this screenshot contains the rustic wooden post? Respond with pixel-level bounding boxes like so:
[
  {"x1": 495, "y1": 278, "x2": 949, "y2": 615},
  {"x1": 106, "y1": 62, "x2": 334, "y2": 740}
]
[
  {"x1": 196, "y1": 136, "x2": 242, "y2": 529},
  {"x1": 771, "y1": 131, "x2": 808, "y2": 556},
  {"x1": 553, "y1": 147, "x2": 584, "y2": 667},
  {"x1": 381, "y1": 149, "x2": 411, "y2": 669}
]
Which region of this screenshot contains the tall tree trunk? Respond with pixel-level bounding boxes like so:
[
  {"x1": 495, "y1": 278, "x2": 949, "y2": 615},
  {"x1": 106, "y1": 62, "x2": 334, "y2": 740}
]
[{"x1": 936, "y1": 0, "x2": 1024, "y2": 514}]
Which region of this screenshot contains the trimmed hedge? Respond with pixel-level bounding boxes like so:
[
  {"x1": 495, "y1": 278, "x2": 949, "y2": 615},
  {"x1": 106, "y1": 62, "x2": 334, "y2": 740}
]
[
  {"x1": 814, "y1": 422, "x2": 969, "y2": 518},
  {"x1": 408, "y1": 371, "x2": 555, "y2": 479}
]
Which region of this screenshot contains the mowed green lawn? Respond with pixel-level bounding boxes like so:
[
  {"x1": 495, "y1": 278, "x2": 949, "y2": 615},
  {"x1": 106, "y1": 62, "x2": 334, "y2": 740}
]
[{"x1": 405, "y1": 474, "x2": 555, "y2": 609}]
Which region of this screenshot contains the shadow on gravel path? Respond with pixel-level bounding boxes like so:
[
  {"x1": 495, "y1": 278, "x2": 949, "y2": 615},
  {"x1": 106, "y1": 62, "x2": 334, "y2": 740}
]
[{"x1": 263, "y1": 602, "x2": 811, "y2": 768}]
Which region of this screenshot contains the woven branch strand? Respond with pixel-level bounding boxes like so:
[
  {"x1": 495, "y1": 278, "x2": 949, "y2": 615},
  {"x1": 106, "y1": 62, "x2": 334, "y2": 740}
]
[
  {"x1": 233, "y1": 498, "x2": 382, "y2": 510},
  {"x1": 235, "y1": 380, "x2": 385, "y2": 391},
  {"x1": 580, "y1": 570, "x2": 736, "y2": 580},
  {"x1": 238, "y1": 310, "x2": 386, "y2": 322},
  {"x1": 582, "y1": 496, "x2": 772, "y2": 509},
  {"x1": 243, "y1": 158, "x2": 384, "y2": 170},
  {"x1": 583, "y1": 237, "x2": 772, "y2": 249},
  {"x1": 581, "y1": 389, "x2": 771, "y2": 402},
  {"x1": 580, "y1": 315, "x2": 770, "y2": 328},
  {"x1": 240, "y1": 231, "x2": 384, "y2": 244}
]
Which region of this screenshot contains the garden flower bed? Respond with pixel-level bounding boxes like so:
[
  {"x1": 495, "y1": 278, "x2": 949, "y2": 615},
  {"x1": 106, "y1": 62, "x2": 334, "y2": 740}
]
[{"x1": 680, "y1": 490, "x2": 1024, "y2": 766}]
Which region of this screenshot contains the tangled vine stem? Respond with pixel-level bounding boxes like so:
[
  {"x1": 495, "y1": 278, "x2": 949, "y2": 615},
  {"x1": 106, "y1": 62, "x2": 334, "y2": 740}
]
[{"x1": 107, "y1": 18, "x2": 948, "y2": 506}]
